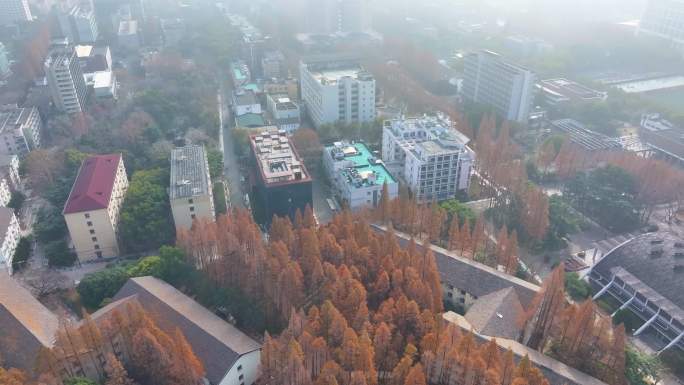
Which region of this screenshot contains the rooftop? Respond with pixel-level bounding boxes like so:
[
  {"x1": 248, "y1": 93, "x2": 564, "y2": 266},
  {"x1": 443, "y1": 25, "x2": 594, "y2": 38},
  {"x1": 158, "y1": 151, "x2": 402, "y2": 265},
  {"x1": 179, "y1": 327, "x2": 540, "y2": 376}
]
[
  {"x1": 551, "y1": 119, "x2": 621, "y2": 151},
  {"x1": 327, "y1": 142, "x2": 395, "y2": 189},
  {"x1": 592, "y1": 231, "x2": 684, "y2": 322},
  {"x1": 236, "y1": 113, "x2": 266, "y2": 128},
  {"x1": 0, "y1": 271, "x2": 59, "y2": 372},
  {"x1": 108, "y1": 277, "x2": 261, "y2": 384},
  {"x1": 540, "y1": 78, "x2": 606, "y2": 101},
  {"x1": 234, "y1": 90, "x2": 258, "y2": 106},
  {"x1": 63, "y1": 154, "x2": 123, "y2": 214},
  {"x1": 92, "y1": 71, "x2": 113, "y2": 88},
  {"x1": 250, "y1": 130, "x2": 310, "y2": 186},
  {"x1": 464, "y1": 287, "x2": 524, "y2": 340},
  {"x1": 384, "y1": 114, "x2": 473, "y2": 158},
  {"x1": 118, "y1": 20, "x2": 138, "y2": 36},
  {"x1": 0, "y1": 106, "x2": 35, "y2": 134},
  {"x1": 170, "y1": 145, "x2": 210, "y2": 200},
  {"x1": 302, "y1": 59, "x2": 374, "y2": 85}
]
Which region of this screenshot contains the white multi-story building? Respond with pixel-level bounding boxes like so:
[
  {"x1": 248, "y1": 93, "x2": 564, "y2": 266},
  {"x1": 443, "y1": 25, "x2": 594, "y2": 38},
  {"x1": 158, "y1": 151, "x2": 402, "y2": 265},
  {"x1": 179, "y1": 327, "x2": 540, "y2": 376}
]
[
  {"x1": 63, "y1": 154, "x2": 128, "y2": 261},
  {"x1": 306, "y1": 0, "x2": 371, "y2": 34},
  {"x1": 0, "y1": 207, "x2": 20, "y2": 274},
  {"x1": 0, "y1": 106, "x2": 42, "y2": 157},
  {"x1": 462, "y1": 50, "x2": 536, "y2": 123},
  {"x1": 0, "y1": 155, "x2": 20, "y2": 187},
  {"x1": 0, "y1": 178, "x2": 10, "y2": 207},
  {"x1": 324, "y1": 141, "x2": 398, "y2": 209},
  {"x1": 0, "y1": 0, "x2": 32, "y2": 26},
  {"x1": 639, "y1": 0, "x2": 684, "y2": 54},
  {"x1": 233, "y1": 90, "x2": 261, "y2": 116},
  {"x1": 45, "y1": 47, "x2": 89, "y2": 114},
  {"x1": 300, "y1": 58, "x2": 375, "y2": 128},
  {"x1": 382, "y1": 114, "x2": 475, "y2": 202},
  {"x1": 170, "y1": 145, "x2": 215, "y2": 231},
  {"x1": 0, "y1": 43, "x2": 10, "y2": 78},
  {"x1": 57, "y1": 5, "x2": 99, "y2": 44},
  {"x1": 266, "y1": 93, "x2": 300, "y2": 132}
]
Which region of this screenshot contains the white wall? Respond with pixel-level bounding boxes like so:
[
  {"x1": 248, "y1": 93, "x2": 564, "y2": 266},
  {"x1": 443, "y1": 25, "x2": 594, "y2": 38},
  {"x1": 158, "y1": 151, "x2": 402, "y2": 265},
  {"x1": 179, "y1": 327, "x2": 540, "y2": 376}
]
[
  {"x1": 171, "y1": 193, "x2": 215, "y2": 231},
  {"x1": 219, "y1": 350, "x2": 261, "y2": 385}
]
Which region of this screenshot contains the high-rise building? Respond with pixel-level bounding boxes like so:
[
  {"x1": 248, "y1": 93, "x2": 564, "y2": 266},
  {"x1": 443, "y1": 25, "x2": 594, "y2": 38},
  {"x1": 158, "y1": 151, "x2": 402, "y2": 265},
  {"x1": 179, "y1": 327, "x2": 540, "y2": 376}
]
[
  {"x1": 170, "y1": 145, "x2": 215, "y2": 231},
  {"x1": 462, "y1": 50, "x2": 536, "y2": 123},
  {"x1": 45, "y1": 47, "x2": 88, "y2": 114},
  {"x1": 63, "y1": 154, "x2": 128, "y2": 261},
  {"x1": 0, "y1": 0, "x2": 32, "y2": 26},
  {"x1": 382, "y1": 114, "x2": 475, "y2": 203},
  {"x1": 306, "y1": 0, "x2": 371, "y2": 34},
  {"x1": 57, "y1": 5, "x2": 99, "y2": 44},
  {"x1": 0, "y1": 106, "x2": 42, "y2": 157},
  {"x1": 300, "y1": 57, "x2": 375, "y2": 128},
  {"x1": 0, "y1": 43, "x2": 10, "y2": 78},
  {"x1": 249, "y1": 129, "x2": 312, "y2": 225},
  {"x1": 639, "y1": 0, "x2": 684, "y2": 53}
]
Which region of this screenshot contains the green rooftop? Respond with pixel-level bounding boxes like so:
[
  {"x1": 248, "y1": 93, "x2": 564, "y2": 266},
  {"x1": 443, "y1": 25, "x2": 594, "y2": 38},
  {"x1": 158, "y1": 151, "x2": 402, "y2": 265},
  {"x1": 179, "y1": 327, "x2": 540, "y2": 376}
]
[
  {"x1": 236, "y1": 113, "x2": 266, "y2": 128},
  {"x1": 328, "y1": 142, "x2": 396, "y2": 188}
]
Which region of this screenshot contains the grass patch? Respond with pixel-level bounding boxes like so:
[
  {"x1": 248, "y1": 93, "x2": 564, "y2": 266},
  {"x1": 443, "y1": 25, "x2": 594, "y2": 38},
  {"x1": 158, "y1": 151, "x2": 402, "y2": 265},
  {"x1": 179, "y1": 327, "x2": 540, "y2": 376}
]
[{"x1": 213, "y1": 181, "x2": 228, "y2": 215}]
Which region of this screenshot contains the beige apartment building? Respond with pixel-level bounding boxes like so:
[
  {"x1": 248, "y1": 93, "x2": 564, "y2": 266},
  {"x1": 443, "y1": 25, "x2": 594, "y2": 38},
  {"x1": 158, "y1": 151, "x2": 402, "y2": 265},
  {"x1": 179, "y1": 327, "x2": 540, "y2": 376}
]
[
  {"x1": 170, "y1": 145, "x2": 215, "y2": 231},
  {"x1": 63, "y1": 154, "x2": 128, "y2": 261}
]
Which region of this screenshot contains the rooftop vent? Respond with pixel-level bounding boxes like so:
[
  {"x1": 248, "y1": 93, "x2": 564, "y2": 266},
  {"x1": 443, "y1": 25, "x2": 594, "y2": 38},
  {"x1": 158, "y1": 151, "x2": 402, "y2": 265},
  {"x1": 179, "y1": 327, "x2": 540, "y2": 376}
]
[{"x1": 650, "y1": 248, "x2": 664, "y2": 258}]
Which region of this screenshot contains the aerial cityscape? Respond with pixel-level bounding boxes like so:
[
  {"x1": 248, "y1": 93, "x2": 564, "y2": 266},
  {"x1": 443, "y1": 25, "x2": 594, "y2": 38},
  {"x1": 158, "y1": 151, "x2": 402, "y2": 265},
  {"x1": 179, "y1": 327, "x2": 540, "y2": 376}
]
[{"x1": 0, "y1": 0, "x2": 683, "y2": 384}]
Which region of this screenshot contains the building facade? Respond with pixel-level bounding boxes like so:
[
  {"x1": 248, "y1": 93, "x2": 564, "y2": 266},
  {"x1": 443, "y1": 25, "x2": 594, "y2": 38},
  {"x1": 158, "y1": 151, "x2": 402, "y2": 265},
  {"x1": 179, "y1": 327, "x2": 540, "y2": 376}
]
[
  {"x1": 57, "y1": 5, "x2": 99, "y2": 44},
  {"x1": 0, "y1": 0, "x2": 32, "y2": 26},
  {"x1": 0, "y1": 43, "x2": 10, "y2": 78},
  {"x1": 0, "y1": 178, "x2": 10, "y2": 207},
  {"x1": 249, "y1": 130, "x2": 312, "y2": 225},
  {"x1": 0, "y1": 208, "x2": 20, "y2": 273},
  {"x1": 462, "y1": 50, "x2": 536, "y2": 123},
  {"x1": 170, "y1": 145, "x2": 215, "y2": 231},
  {"x1": 300, "y1": 58, "x2": 375, "y2": 128},
  {"x1": 0, "y1": 154, "x2": 20, "y2": 187},
  {"x1": 63, "y1": 154, "x2": 128, "y2": 261},
  {"x1": 266, "y1": 93, "x2": 300, "y2": 132},
  {"x1": 323, "y1": 141, "x2": 398, "y2": 209},
  {"x1": 0, "y1": 106, "x2": 42, "y2": 157},
  {"x1": 639, "y1": 0, "x2": 684, "y2": 54},
  {"x1": 382, "y1": 114, "x2": 474, "y2": 203},
  {"x1": 45, "y1": 47, "x2": 89, "y2": 114},
  {"x1": 306, "y1": 0, "x2": 371, "y2": 34},
  {"x1": 261, "y1": 50, "x2": 286, "y2": 79}
]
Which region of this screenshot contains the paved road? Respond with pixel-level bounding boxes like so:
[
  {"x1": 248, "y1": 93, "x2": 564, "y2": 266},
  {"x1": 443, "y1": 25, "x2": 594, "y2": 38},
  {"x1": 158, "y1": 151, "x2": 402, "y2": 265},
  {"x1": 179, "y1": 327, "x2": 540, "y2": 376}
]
[{"x1": 218, "y1": 74, "x2": 245, "y2": 209}]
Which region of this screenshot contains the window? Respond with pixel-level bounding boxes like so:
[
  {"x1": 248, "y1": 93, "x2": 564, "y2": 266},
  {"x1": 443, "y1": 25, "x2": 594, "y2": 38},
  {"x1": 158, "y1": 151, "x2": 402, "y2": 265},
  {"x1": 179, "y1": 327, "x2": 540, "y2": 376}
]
[
  {"x1": 87, "y1": 221, "x2": 93, "y2": 227},
  {"x1": 84, "y1": 213, "x2": 90, "y2": 219},
  {"x1": 188, "y1": 199, "x2": 193, "y2": 204},
  {"x1": 96, "y1": 251, "x2": 103, "y2": 258},
  {"x1": 189, "y1": 206, "x2": 195, "y2": 212},
  {"x1": 237, "y1": 365, "x2": 242, "y2": 371},
  {"x1": 89, "y1": 229, "x2": 95, "y2": 234},
  {"x1": 239, "y1": 375, "x2": 244, "y2": 380},
  {"x1": 92, "y1": 237, "x2": 97, "y2": 242},
  {"x1": 191, "y1": 214, "x2": 196, "y2": 220},
  {"x1": 94, "y1": 244, "x2": 100, "y2": 250},
  {"x1": 447, "y1": 292, "x2": 453, "y2": 298}
]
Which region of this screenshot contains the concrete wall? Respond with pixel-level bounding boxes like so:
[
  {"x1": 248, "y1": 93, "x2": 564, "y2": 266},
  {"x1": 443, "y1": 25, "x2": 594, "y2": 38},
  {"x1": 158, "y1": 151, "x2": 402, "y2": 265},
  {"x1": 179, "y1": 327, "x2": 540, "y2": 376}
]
[
  {"x1": 219, "y1": 350, "x2": 261, "y2": 385},
  {"x1": 171, "y1": 193, "x2": 215, "y2": 231}
]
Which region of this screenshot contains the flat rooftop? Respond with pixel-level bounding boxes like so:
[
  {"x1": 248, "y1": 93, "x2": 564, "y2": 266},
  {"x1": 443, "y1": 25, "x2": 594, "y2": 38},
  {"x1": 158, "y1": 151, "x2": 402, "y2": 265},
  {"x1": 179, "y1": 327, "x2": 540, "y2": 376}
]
[
  {"x1": 551, "y1": 119, "x2": 621, "y2": 151},
  {"x1": 303, "y1": 60, "x2": 374, "y2": 86},
  {"x1": 540, "y1": 78, "x2": 606, "y2": 100},
  {"x1": 327, "y1": 142, "x2": 395, "y2": 189},
  {"x1": 170, "y1": 145, "x2": 210, "y2": 200},
  {"x1": 384, "y1": 114, "x2": 473, "y2": 157},
  {"x1": 250, "y1": 130, "x2": 310, "y2": 186}
]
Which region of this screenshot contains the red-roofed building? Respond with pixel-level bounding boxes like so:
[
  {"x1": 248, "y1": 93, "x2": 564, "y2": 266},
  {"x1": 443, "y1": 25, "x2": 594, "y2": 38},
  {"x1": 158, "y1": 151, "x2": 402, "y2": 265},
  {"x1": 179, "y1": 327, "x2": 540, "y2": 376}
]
[{"x1": 63, "y1": 154, "x2": 128, "y2": 261}]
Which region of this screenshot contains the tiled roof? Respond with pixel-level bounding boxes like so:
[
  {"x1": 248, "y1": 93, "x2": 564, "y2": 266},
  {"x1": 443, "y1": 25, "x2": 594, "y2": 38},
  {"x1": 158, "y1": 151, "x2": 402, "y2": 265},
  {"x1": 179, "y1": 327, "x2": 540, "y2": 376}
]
[
  {"x1": 464, "y1": 287, "x2": 523, "y2": 340},
  {"x1": 0, "y1": 272, "x2": 59, "y2": 372},
  {"x1": 112, "y1": 277, "x2": 261, "y2": 384},
  {"x1": 63, "y1": 154, "x2": 122, "y2": 214},
  {"x1": 372, "y1": 225, "x2": 540, "y2": 307}
]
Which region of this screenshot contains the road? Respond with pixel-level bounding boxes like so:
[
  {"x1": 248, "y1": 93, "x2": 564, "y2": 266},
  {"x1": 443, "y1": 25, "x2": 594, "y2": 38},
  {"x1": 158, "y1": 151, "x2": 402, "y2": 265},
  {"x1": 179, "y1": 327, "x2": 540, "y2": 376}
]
[{"x1": 218, "y1": 74, "x2": 245, "y2": 209}]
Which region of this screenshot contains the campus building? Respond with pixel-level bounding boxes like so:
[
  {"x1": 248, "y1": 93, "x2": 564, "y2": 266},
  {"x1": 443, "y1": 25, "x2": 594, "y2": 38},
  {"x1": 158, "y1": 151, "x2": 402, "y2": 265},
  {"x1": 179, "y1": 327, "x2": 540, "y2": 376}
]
[
  {"x1": 63, "y1": 154, "x2": 128, "y2": 261},
  {"x1": 462, "y1": 50, "x2": 535, "y2": 123},
  {"x1": 45, "y1": 47, "x2": 89, "y2": 114},
  {"x1": 170, "y1": 145, "x2": 215, "y2": 231},
  {"x1": 57, "y1": 5, "x2": 99, "y2": 44},
  {"x1": 539, "y1": 78, "x2": 607, "y2": 106},
  {"x1": 590, "y1": 231, "x2": 684, "y2": 353},
  {"x1": 382, "y1": 114, "x2": 474, "y2": 203},
  {"x1": 0, "y1": 106, "x2": 42, "y2": 157},
  {"x1": 0, "y1": 208, "x2": 20, "y2": 274},
  {"x1": 300, "y1": 57, "x2": 375, "y2": 128},
  {"x1": 249, "y1": 129, "x2": 312, "y2": 224},
  {"x1": 0, "y1": 0, "x2": 32, "y2": 26},
  {"x1": 638, "y1": 0, "x2": 684, "y2": 54},
  {"x1": 266, "y1": 93, "x2": 300, "y2": 132},
  {"x1": 323, "y1": 141, "x2": 397, "y2": 209}
]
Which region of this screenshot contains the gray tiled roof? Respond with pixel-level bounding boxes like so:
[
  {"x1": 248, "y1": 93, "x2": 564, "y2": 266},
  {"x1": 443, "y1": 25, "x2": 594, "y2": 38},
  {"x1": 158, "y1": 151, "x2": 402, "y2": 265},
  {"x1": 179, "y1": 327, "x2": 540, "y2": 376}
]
[
  {"x1": 170, "y1": 145, "x2": 211, "y2": 200},
  {"x1": 372, "y1": 225, "x2": 540, "y2": 307},
  {"x1": 592, "y1": 231, "x2": 684, "y2": 322},
  {"x1": 465, "y1": 287, "x2": 523, "y2": 340},
  {"x1": 112, "y1": 277, "x2": 261, "y2": 384},
  {"x1": 0, "y1": 272, "x2": 59, "y2": 372}
]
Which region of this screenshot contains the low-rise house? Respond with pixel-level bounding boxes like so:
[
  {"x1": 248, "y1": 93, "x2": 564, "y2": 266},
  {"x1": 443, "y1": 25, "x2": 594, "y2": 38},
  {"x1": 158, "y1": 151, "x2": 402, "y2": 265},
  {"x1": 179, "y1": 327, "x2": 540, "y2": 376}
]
[
  {"x1": 323, "y1": 141, "x2": 398, "y2": 209},
  {"x1": 0, "y1": 271, "x2": 59, "y2": 371},
  {"x1": 63, "y1": 154, "x2": 128, "y2": 261},
  {"x1": 170, "y1": 145, "x2": 215, "y2": 231},
  {"x1": 103, "y1": 276, "x2": 262, "y2": 385},
  {"x1": 0, "y1": 208, "x2": 20, "y2": 273},
  {"x1": 0, "y1": 105, "x2": 42, "y2": 157},
  {"x1": 266, "y1": 93, "x2": 300, "y2": 132}
]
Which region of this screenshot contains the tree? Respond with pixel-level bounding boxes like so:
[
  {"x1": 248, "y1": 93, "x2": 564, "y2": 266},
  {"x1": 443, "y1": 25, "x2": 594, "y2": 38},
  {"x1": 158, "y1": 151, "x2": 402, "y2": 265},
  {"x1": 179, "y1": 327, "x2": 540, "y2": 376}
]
[
  {"x1": 522, "y1": 265, "x2": 566, "y2": 350},
  {"x1": 0, "y1": 367, "x2": 27, "y2": 385},
  {"x1": 7, "y1": 191, "x2": 26, "y2": 212},
  {"x1": 564, "y1": 272, "x2": 591, "y2": 301},
  {"x1": 11, "y1": 236, "x2": 32, "y2": 271},
  {"x1": 206, "y1": 148, "x2": 223, "y2": 179},
  {"x1": 45, "y1": 239, "x2": 77, "y2": 267},
  {"x1": 78, "y1": 266, "x2": 130, "y2": 308},
  {"x1": 104, "y1": 353, "x2": 135, "y2": 385},
  {"x1": 65, "y1": 377, "x2": 99, "y2": 385},
  {"x1": 625, "y1": 347, "x2": 662, "y2": 385},
  {"x1": 118, "y1": 168, "x2": 174, "y2": 253}
]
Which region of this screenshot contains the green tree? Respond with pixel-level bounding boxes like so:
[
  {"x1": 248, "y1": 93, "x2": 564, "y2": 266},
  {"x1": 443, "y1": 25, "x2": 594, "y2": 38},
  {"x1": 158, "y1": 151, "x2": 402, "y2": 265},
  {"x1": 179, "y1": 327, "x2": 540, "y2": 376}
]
[
  {"x1": 625, "y1": 347, "x2": 662, "y2": 385},
  {"x1": 7, "y1": 191, "x2": 25, "y2": 212},
  {"x1": 126, "y1": 256, "x2": 163, "y2": 278},
  {"x1": 206, "y1": 148, "x2": 223, "y2": 179},
  {"x1": 64, "y1": 377, "x2": 99, "y2": 385},
  {"x1": 564, "y1": 272, "x2": 591, "y2": 301},
  {"x1": 34, "y1": 206, "x2": 69, "y2": 244},
  {"x1": 118, "y1": 168, "x2": 174, "y2": 253},
  {"x1": 439, "y1": 199, "x2": 476, "y2": 228},
  {"x1": 11, "y1": 236, "x2": 32, "y2": 271},
  {"x1": 77, "y1": 266, "x2": 130, "y2": 309},
  {"x1": 45, "y1": 240, "x2": 77, "y2": 267}
]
